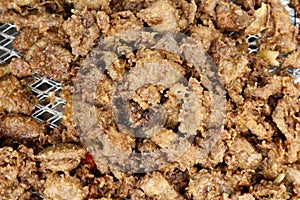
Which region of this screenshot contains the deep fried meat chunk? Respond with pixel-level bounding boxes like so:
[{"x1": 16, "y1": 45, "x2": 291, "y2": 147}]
[
  {"x1": 187, "y1": 169, "x2": 234, "y2": 199},
  {"x1": 0, "y1": 75, "x2": 37, "y2": 114},
  {"x1": 225, "y1": 137, "x2": 262, "y2": 170},
  {"x1": 138, "y1": 172, "x2": 184, "y2": 199},
  {"x1": 23, "y1": 39, "x2": 73, "y2": 81},
  {"x1": 137, "y1": 0, "x2": 180, "y2": 31},
  {"x1": 0, "y1": 146, "x2": 42, "y2": 200},
  {"x1": 12, "y1": 28, "x2": 40, "y2": 53},
  {"x1": 43, "y1": 173, "x2": 88, "y2": 200},
  {"x1": 66, "y1": 0, "x2": 111, "y2": 12},
  {"x1": 216, "y1": 1, "x2": 253, "y2": 31},
  {"x1": 36, "y1": 143, "x2": 87, "y2": 172},
  {"x1": 0, "y1": 114, "x2": 45, "y2": 141},
  {"x1": 63, "y1": 9, "x2": 101, "y2": 58}
]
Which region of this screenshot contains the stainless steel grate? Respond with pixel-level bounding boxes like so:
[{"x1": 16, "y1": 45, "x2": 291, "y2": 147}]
[
  {"x1": 0, "y1": 23, "x2": 21, "y2": 64},
  {"x1": 287, "y1": 68, "x2": 300, "y2": 84},
  {"x1": 246, "y1": 34, "x2": 259, "y2": 53},
  {"x1": 282, "y1": 0, "x2": 300, "y2": 25},
  {"x1": 30, "y1": 74, "x2": 65, "y2": 128}
]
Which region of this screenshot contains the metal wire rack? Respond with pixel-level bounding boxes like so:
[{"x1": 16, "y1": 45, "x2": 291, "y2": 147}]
[
  {"x1": 0, "y1": 23, "x2": 21, "y2": 64},
  {"x1": 30, "y1": 74, "x2": 65, "y2": 128},
  {"x1": 287, "y1": 68, "x2": 300, "y2": 84},
  {"x1": 246, "y1": 34, "x2": 259, "y2": 53},
  {"x1": 282, "y1": 0, "x2": 300, "y2": 25}
]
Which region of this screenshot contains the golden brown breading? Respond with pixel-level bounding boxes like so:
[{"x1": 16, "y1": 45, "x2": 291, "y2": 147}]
[
  {"x1": 43, "y1": 173, "x2": 88, "y2": 200},
  {"x1": 0, "y1": 75, "x2": 37, "y2": 114},
  {"x1": 0, "y1": 114, "x2": 45, "y2": 141},
  {"x1": 62, "y1": 9, "x2": 101, "y2": 58},
  {"x1": 0, "y1": 0, "x2": 300, "y2": 199},
  {"x1": 216, "y1": 1, "x2": 253, "y2": 31}
]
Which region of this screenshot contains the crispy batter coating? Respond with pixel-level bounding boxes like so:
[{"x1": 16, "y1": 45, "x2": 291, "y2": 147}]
[
  {"x1": 36, "y1": 143, "x2": 87, "y2": 172},
  {"x1": 43, "y1": 173, "x2": 88, "y2": 200},
  {"x1": 216, "y1": 1, "x2": 253, "y2": 31},
  {"x1": 0, "y1": 114, "x2": 45, "y2": 141},
  {"x1": 0, "y1": 75, "x2": 37, "y2": 114},
  {"x1": 0, "y1": 0, "x2": 300, "y2": 199},
  {"x1": 62, "y1": 9, "x2": 102, "y2": 58},
  {"x1": 0, "y1": 146, "x2": 42, "y2": 200}
]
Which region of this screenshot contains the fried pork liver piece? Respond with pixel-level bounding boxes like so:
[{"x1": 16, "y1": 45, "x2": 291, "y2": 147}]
[
  {"x1": 198, "y1": 0, "x2": 218, "y2": 18},
  {"x1": 43, "y1": 173, "x2": 88, "y2": 200},
  {"x1": 137, "y1": 0, "x2": 181, "y2": 31},
  {"x1": 0, "y1": 146, "x2": 42, "y2": 200},
  {"x1": 232, "y1": 99, "x2": 275, "y2": 140},
  {"x1": 250, "y1": 180, "x2": 290, "y2": 199},
  {"x1": 258, "y1": 0, "x2": 298, "y2": 53},
  {"x1": 225, "y1": 137, "x2": 262, "y2": 170},
  {"x1": 0, "y1": 0, "x2": 38, "y2": 11},
  {"x1": 0, "y1": 75, "x2": 37, "y2": 115},
  {"x1": 36, "y1": 143, "x2": 87, "y2": 172},
  {"x1": 282, "y1": 50, "x2": 300, "y2": 69},
  {"x1": 0, "y1": 11, "x2": 73, "y2": 82},
  {"x1": 190, "y1": 20, "x2": 221, "y2": 51},
  {"x1": 63, "y1": 9, "x2": 102, "y2": 58},
  {"x1": 8, "y1": 58, "x2": 32, "y2": 78},
  {"x1": 22, "y1": 37, "x2": 73, "y2": 82},
  {"x1": 187, "y1": 169, "x2": 234, "y2": 199},
  {"x1": 139, "y1": 172, "x2": 184, "y2": 199},
  {"x1": 211, "y1": 36, "x2": 250, "y2": 106},
  {"x1": 108, "y1": 10, "x2": 143, "y2": 36},
  {"x1": 272, "y1": 96, "x2": 300, "y2": 163},
  {"x1": 0, "y1": 12, "x2": 65, "y2": 33},
  {"x1": 216, "y1": 1, "x2": 253, "y2": 31},
  {"x1": 66, "y1": 0, "x2": 111, "y2": 12},
  {"x1": 12, "y1": 28, "x2": 41, "y2": 53},
  {"x1": 8, "y1": 40, "x2": 73, "y2": 82},
  {"x1": 0, "y1": 114, "x2": 45, "y2": 141}
]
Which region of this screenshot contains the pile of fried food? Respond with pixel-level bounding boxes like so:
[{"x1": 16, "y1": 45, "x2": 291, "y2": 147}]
[{"x1": 0, "y1": 0, "x2": 300, "y2": 199}]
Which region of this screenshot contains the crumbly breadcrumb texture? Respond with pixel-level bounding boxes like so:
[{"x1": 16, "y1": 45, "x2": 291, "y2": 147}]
[{"x1": 0, "y1": 0, "x2": 300, "y2": 199}]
